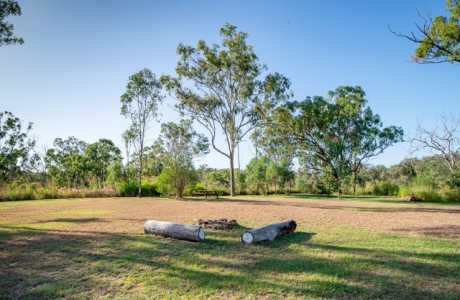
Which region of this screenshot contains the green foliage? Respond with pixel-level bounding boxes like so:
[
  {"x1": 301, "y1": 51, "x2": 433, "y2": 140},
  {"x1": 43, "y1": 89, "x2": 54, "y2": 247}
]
[
  {"x1": 196, "y1": 167, "x2": 230, "y2": 195},
  {"x1": 0, "y1": 0, "x2": 24, "y2": 46},
  {"x1": 153, "y1": 120, "x2": 207, "y2": 198},
  {"x1": 447, "y1": 169, "x2": 460, "y2": 188},
  {"x1": 245, "y1": 156, "x2": 270, "y2": 194},
  {"x1": 84, "y1": 139, "x2": 122, "y2": 187},
  {"x1": 359, "y1": 181, "x2": 400, "y2": 196},
  {"x1": 45, "y1": 137, "x2": 122, "y2": 188},
  {"x1": 411, "y1": 0, "x2": 460, "y2": 63},
  {"x1": 161, "y1": 23, "x2": 290, "y2": 196},
  {"x1": 117, "y1": 180, "x2": 159, "y2": 197},
  {"x1": 0, "y1": 111, "x2": 38, "y2": 183},
  {"x1": 106, "y1": 161, "x2": 123, "y2": 186},
  {"x1": 271, "y1": 86, "x2": 403, "y2": 193}
]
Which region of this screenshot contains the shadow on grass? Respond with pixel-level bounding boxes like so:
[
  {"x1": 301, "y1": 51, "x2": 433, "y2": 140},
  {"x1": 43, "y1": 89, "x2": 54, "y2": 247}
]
[
  {"x1": 175, "y1": 196, "x2": 460, "y2": 214},
  {"x1": 35, "y1": 217, "x2": 108, "y2": 224},
  {"x1": 0, "y1": 224, "x2": 459, "y2": 299},
  {"x1": 291, "y1": 193, "x2": 460, "y2": 205}
]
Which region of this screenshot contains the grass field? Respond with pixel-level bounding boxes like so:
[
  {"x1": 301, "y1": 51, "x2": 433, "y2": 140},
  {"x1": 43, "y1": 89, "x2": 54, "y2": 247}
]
[{"x1": 1, "y1": 195, "x2": 459, "y2": 299}]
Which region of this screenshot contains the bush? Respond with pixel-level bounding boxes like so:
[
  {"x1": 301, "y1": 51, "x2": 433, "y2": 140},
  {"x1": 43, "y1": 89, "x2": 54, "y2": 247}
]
[
  {"x1": 356, "y1": 181, "x2": 399, "y2": 196},
  {"x1": 373, "y1": 181, "x2": 399, "y2": 196},
  {"x1": 117, "y1": 181, "x2": 159, "y2": 197},
  {"x1": 398, "y1": 184, "x2": 444, "y2": 202}
]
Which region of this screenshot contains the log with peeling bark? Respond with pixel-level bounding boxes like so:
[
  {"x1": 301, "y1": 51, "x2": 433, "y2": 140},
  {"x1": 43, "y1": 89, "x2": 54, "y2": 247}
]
[
  {"x1": 144, "y1": 220, "x2": 205, "y2": 242},
  {"x1": 241, "y1": 220, "x2": 297, "y2": 245}
]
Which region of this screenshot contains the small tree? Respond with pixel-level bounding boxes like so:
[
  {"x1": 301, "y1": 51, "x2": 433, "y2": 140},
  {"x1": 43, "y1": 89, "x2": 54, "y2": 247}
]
[
  {"x1": 393, "y1": 0, "x2": 460, "y2": 64},
  {"x1": 245, "y1": 156, "x2": 270, "y2": 195},
  {"x1": 271, "y1": 86, "x2": 403, "y2": 195},
  {"x1": 161, "y1": 23, "x2": 290, "y2": 196},
  {"x1": 121, "y1": 69, "x2": 164, "y2": 196},
  {"x1": 0, "y1": 0, "x2": 24, "y2": 47},
  {"x1": 155, "y1": 120, "x2": 208, "y2": 198}
]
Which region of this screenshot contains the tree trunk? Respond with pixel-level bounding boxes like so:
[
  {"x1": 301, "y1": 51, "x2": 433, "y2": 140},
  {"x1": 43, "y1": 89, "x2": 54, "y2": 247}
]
[
  {"x1": 352, "y1": 171, "x2": 357, "y2": 195},
  {"x1": 229, "y1": 153, "x2": 235, "y2": 196},
  {"x1": 138, "y1": 151, "x2": 143, "y2": 197},
  {"x1": 241, "y1": 220, "x2": 297, "y2": 245},
  {"x1": 144, "y1": 220, "x2": 205, "y2": 242}
]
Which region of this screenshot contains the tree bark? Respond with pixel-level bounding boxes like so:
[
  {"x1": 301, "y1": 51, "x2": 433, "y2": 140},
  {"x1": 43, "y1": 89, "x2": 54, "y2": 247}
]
[
  {"x1": 241, "y1": 220, "x2": 297, "y2": 245},
  {"x1": 144, "y1": 220, "x2": 205, "y2": 242},
  {"x1": 352, "y1": 171, "x2": 357, "y2": 195},
  {"x1": 138, "y1": 151, "x2": 143, "y2": 197},
  {"x1": 229, "y1": 152, "x2": 236, "y2": 196}
]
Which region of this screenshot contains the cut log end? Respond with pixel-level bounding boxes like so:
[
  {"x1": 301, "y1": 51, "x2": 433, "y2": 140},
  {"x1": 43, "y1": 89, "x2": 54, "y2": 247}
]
[
  {"x1": 241, "y1": 220, "x2": 297, "y2": 245},
  {"x1": 241, "y1": 232, "x2": 254, "y2": 244},
  {"x1": 197, "y1": 227, "x2": 205, "y2": 241}
]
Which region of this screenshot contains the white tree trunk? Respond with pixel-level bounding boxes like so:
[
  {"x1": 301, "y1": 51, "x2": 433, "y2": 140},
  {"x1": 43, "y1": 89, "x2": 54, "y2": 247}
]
[
  {"x1": 241, "y1": 220, "x2": 297, "y2": 245},
  {"x1": 144, "y1": 220, "x2": 205, "y2": 242}
]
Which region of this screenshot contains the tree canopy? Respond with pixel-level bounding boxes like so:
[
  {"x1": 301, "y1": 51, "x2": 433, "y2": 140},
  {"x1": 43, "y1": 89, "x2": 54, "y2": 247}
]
[
  {"x1": 0, "y1": 111, "x2": 37, "y2": 183},
  {"x1": 271, "y1": 86, "x2": 404, "y2": 193},
  {"x1": 395, "y1": 0, "x2": 460, "y2": 63},
  {"x1": 0, "y1": 0, "x2": 24, "y2": 46}
]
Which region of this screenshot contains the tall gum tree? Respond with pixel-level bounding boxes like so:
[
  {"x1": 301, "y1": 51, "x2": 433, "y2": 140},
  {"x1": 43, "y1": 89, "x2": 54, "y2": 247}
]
[
  {"x1": 121, "y1": 69, "x2": 164, "y2": 196},
  {"x1": 161, "y1": 23, "x2": 290, "y2": 196}
]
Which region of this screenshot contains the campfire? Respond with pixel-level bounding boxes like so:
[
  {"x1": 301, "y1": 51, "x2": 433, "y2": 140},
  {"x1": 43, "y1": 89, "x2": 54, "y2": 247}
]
[{"x1": 198, "y1": 218, "x2": 238, "y2": 230}]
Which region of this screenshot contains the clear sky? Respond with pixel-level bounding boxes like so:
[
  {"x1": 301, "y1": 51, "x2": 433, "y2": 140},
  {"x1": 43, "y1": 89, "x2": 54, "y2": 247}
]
[{"x1": 1, "y1": 0, "x2": 459, "y2": 169}]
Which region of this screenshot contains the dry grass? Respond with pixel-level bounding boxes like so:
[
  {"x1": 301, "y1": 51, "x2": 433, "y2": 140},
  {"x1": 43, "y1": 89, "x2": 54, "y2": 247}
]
[{"x1": 1, "y1": 195, "x2": 459, "y2": 299}]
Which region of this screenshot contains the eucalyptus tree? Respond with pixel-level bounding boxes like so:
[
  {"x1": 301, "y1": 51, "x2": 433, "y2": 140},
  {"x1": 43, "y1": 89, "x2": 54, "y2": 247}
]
[
  {"x1": 85, "y1": 139, "x2": 122, "y2": 188},
  {"x1": 155, "y1": 120, "x2": 209, "y2": 198},
  {"x1": 45, "y1": 137, "x2": 88, "y2": 187},
  {"x1": 161, "y1": 23, "x2": 290, "y2": 196},
  {"x1": 0, "y1": 111, "x2": 36, "y2": 183},
  {"x1": 393, "y1": 0, "x2": 460, "y2": 64},
  {"x1": 121, "y1": 68, "x2": 164, "y2": 196},
  {"x1": 271, "y1": 86, "x2": 404, "y2": 194},
  {"x1": 0, "y1": 0, "x2": 24, "y2": 46}
]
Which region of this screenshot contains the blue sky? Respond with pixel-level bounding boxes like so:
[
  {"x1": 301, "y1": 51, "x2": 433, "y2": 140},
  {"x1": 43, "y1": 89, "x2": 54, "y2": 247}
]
[{"x1": 1, "y1": 0, "x2": 459, "y2": 169}]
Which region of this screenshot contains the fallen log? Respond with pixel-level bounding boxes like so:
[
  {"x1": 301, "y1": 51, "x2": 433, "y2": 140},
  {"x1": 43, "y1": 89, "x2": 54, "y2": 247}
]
[
  {"x1": 144, "y1": 220, "x2": 205, "y2": 242},
  {"x1": 241, "y1": 220, "x2": 297, "y2": 245}
]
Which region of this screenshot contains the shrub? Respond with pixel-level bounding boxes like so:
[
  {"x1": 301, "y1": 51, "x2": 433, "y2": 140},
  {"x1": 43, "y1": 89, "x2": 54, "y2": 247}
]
[
  {"x1": 117, "y1": 181, "x2": 159, "y2": 197},
  {"x1": 398, "y1": 184, "x2": 444, "y2": 202},
  {"x1": 357, "y1": 181, "x2": 399, "y2": 196},
  {"x1": 373, "y1": 181, "x2": 399, "y2": 196}
]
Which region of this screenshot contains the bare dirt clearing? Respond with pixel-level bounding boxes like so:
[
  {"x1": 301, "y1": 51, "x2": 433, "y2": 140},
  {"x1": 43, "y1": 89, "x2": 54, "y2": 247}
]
[{"x1": 2, "y1": 196, "x2": 459, "y2": 238}]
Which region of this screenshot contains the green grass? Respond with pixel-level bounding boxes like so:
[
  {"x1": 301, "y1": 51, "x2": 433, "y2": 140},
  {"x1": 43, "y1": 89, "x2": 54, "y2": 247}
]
[
  {"x1": 1, "y1": 226, "x2": 459, "y2": 299},
  {"x1": 0, "y1": 197, "x2": 459, "y2": 299}
]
